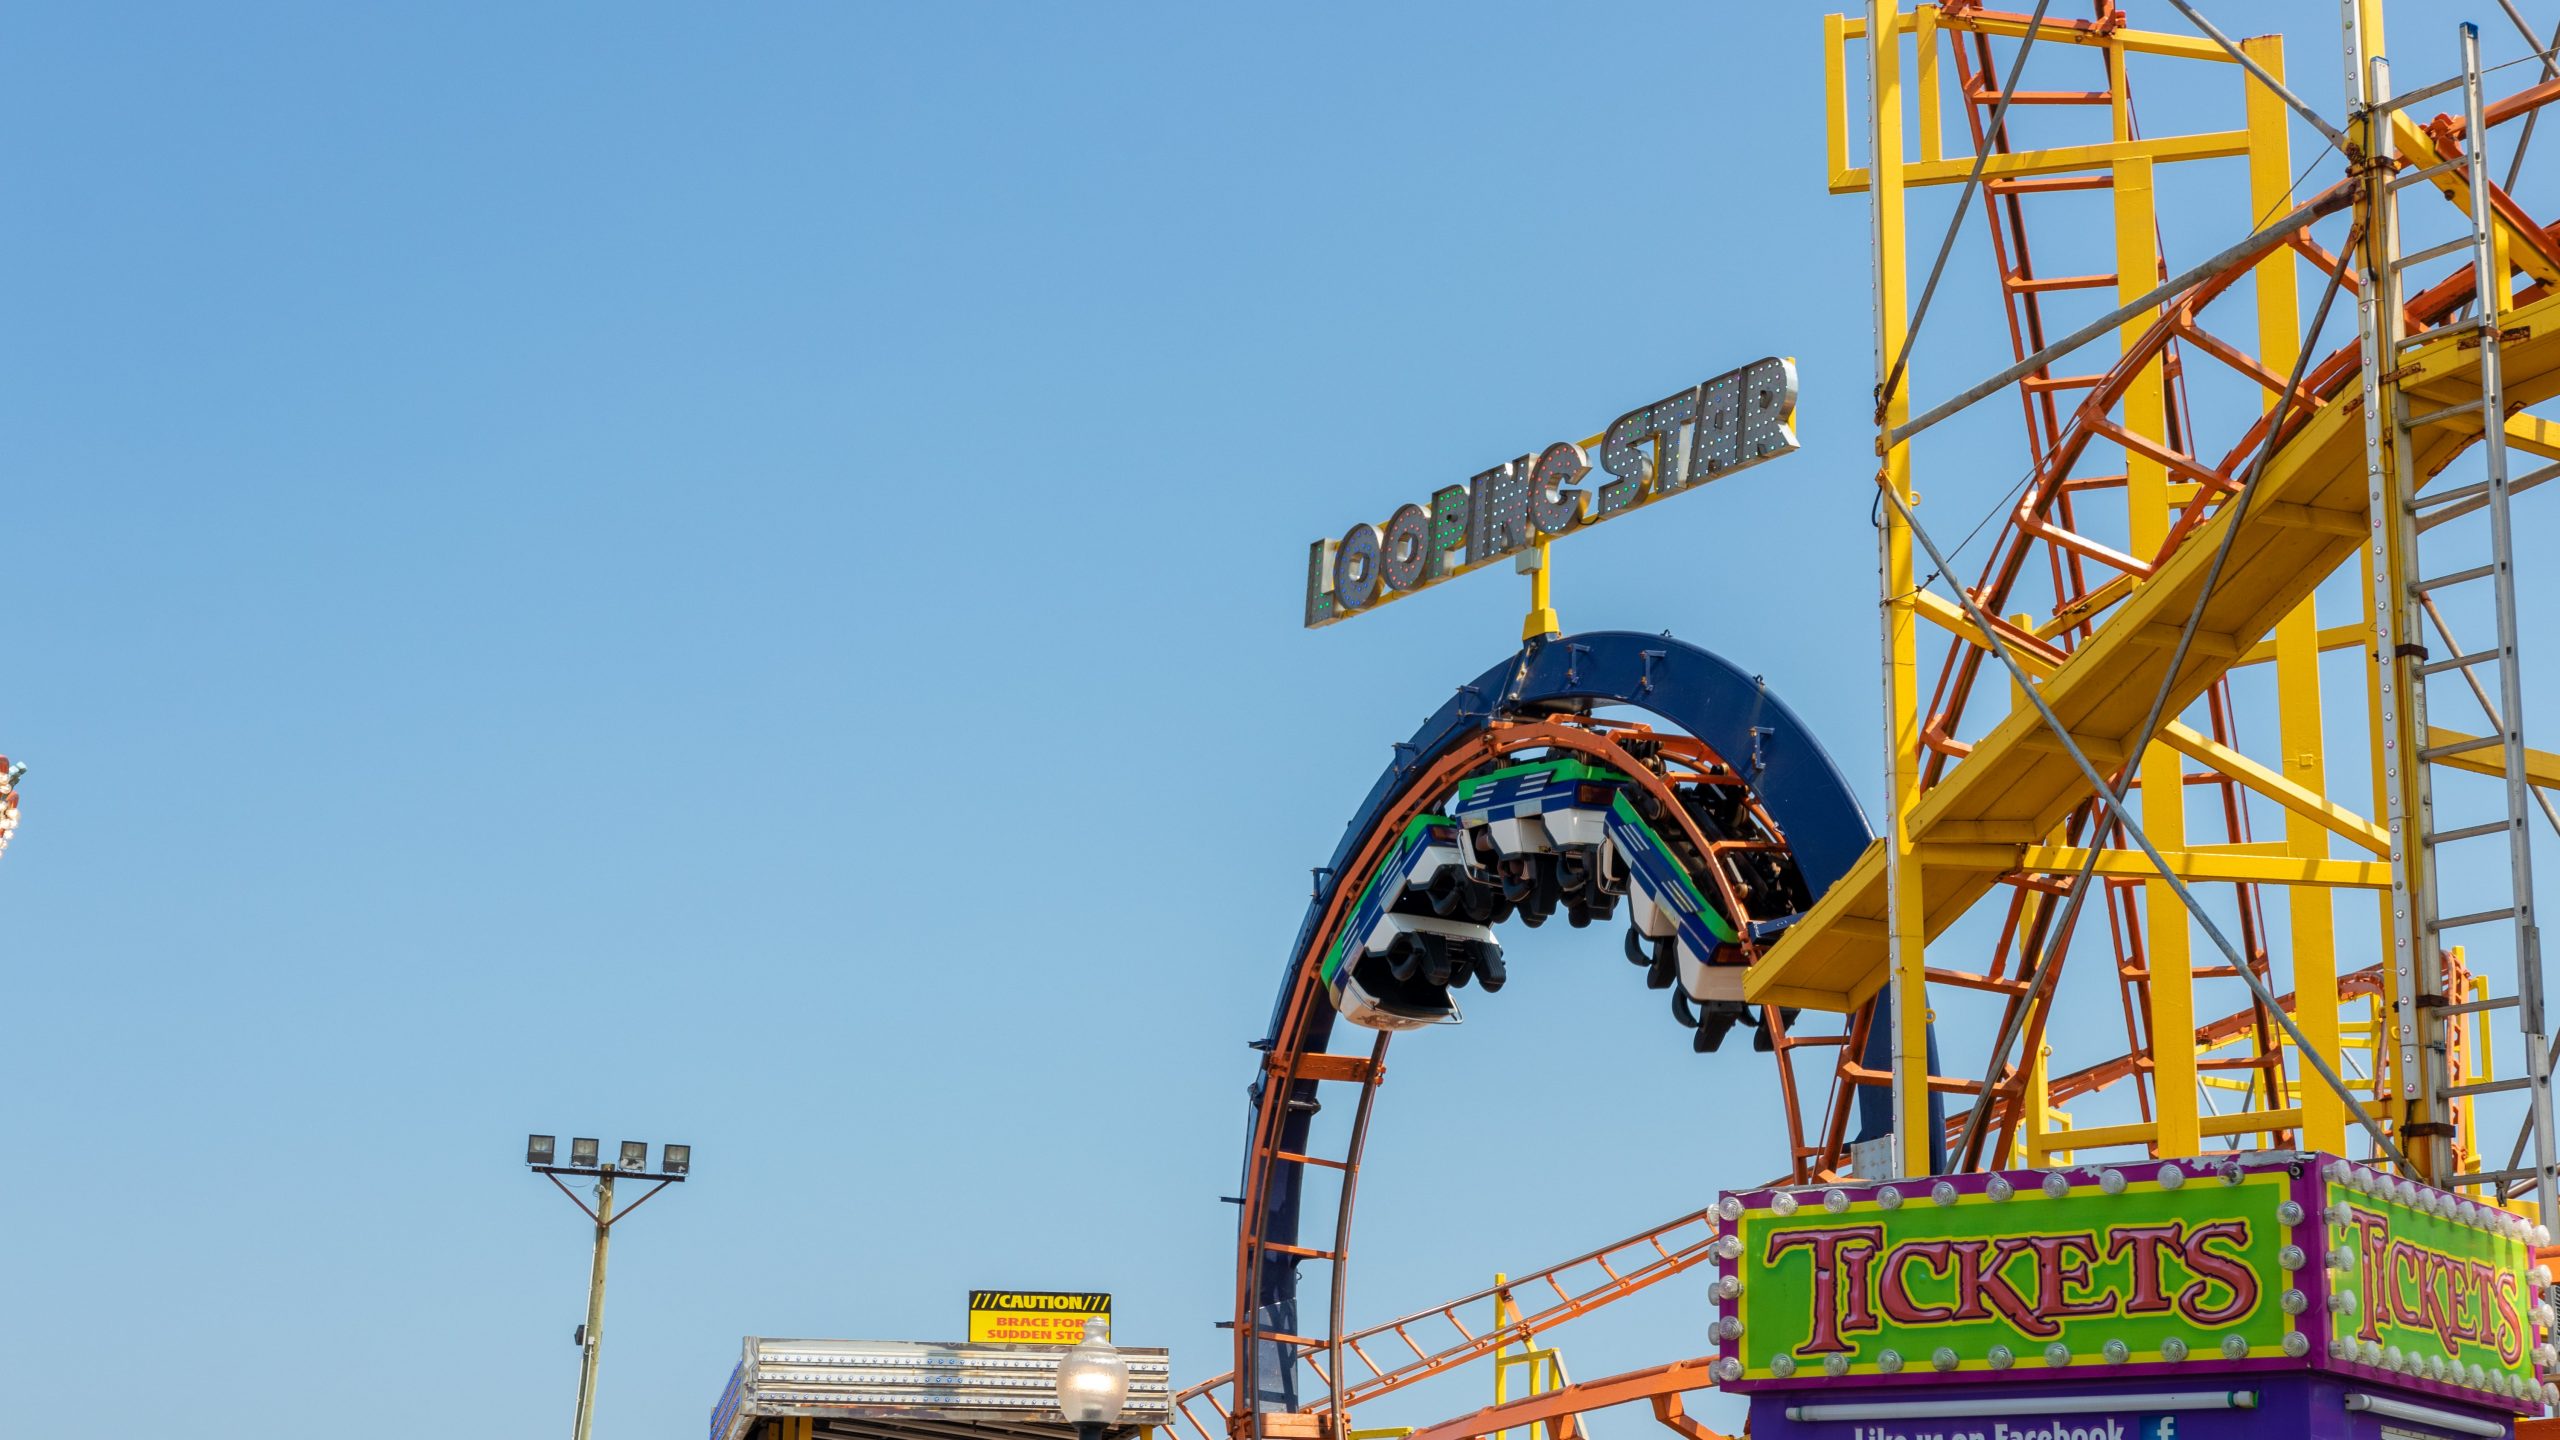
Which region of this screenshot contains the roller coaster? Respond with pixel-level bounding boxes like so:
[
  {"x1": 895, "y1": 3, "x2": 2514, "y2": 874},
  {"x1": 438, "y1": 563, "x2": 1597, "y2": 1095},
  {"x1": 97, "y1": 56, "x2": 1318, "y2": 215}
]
[
  {"x1": 1328, "y1": 741, "x2": 1816, "y2": 1049},
  {"x1": 1178, "y1": 5, "x2": 2560, "y2": 1440}
]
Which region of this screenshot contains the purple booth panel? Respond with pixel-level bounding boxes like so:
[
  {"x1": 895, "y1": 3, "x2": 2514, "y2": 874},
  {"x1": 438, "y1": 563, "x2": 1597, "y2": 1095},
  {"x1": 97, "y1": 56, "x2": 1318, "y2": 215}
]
[{"x1": 1747, "y1": 1371, "x2": 2516, "y2": 1440}]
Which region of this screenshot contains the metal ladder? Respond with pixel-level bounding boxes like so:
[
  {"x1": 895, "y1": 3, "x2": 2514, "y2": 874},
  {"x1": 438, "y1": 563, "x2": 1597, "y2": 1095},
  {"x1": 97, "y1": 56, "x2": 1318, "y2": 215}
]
[{"x1": 2358, "y1": 23, "x2": 2559, "y2": 1217}]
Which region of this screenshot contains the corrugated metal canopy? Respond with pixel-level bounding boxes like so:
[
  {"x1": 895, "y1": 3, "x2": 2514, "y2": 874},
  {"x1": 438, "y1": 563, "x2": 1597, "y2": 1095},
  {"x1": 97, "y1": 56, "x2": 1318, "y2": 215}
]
[{"x1": 712, "y1": 1338, "x2": 1173, "y2": 1440}]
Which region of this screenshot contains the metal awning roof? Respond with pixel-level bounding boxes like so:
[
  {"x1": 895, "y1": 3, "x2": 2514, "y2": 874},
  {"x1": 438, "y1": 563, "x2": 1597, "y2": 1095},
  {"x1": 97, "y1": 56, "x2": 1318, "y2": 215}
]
[{"x1": 711, "y1": 1338, "x2": 1173, "y2": 1440}]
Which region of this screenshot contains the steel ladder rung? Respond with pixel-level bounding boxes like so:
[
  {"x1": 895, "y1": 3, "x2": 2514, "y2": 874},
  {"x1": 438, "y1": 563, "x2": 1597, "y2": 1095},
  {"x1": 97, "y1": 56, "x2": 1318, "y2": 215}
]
[
  {"x1": 2414, "y1": 563, "x2": 2497, "y2": 593},
  {"x1": 2446, "y1": 1076, "x2": 2535, "y2": 1099},
  {"x1": 2433, "y1": 906, "x2": 2520, "y2": 931},
  {"x1": 2419, "y1": 732, "x2": 2506, "y2": 762},
  {"x1": 2422, "y1": 732, "x2": 2518, "y2": 764},
  {"x1": 2392, "y1": 155, "x2": 2466, "y2": 191},
  {"x1": 2417, "y1": 478, "x2": 2494, "y2": 513},
  {"x1": 2395, "y1": 235, "x2": 2482, "y2": 274},
  {"x1": 2410, "y1": 396, "x2": 2488, "y2": 428},
  {"x1": 2397, "y1": 311, "x2": 2506, "y2": 353},
  {"x1": 2451, "y1": 1165, "x2": 2549, "y2": 1187},
  {"x1": 2419, "y1": 650, "x2": 2501, "y2": 680},
  {"x1": 2377, "y1": 73, "x2": 2470, "y2": 114},
  {"x1": 2415, "y1": 456, "x2": 2560, "y2": 533},
  {"x1": 2513, "y1": 458, "x2": 2560, "y2": 491},
  {"x1": 2426, "y1": 818, "x2": 2518, "y2": 846}
]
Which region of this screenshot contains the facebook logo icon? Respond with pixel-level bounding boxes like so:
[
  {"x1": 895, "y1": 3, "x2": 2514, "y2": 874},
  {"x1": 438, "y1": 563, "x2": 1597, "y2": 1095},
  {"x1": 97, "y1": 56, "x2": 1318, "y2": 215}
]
[{"x1": 2146, "y1": 1420, "x2": 2178, "y2": 1440}]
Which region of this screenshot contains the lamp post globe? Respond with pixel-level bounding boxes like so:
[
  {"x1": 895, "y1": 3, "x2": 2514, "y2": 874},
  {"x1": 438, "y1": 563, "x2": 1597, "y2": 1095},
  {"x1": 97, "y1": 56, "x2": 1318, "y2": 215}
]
[{"x1": 1055, "y1": 1317, "x2": 1129, "y2": 1440}]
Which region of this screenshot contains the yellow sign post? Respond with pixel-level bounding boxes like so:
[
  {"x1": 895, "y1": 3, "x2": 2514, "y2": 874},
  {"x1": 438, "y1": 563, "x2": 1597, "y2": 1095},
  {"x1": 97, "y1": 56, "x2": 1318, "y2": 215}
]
[{"x1": 966, "y1": 1290, "x2": 1111, "y2": 1345}]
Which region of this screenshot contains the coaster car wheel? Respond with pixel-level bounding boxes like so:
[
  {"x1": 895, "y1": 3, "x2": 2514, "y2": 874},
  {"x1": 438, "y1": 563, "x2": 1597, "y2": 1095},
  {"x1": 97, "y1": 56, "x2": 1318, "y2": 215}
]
[
  {"x1": 1419, "y1": 931, "x2": 1454, "y2": 987},
  {"x1": 1695, "y1": 1003, "x2": 1742, "y2": 1054},
  {"x1": 1522, "y1": 857, "x2": 1560, "y2": 926},
  {"x1": 1426, "y1": 867, "x2": 1467, "y2": 917},
  {"x1": 1386, "y1": 932, "x2": 1420, "y2": 983},
  {"x1": 1556, "y1": 847, "x2": 1593, "y2": 899}
]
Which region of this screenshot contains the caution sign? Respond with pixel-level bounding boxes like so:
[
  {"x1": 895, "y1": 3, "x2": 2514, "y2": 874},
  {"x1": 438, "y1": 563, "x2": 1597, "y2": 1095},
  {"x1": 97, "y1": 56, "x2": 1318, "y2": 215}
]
[{"x1": 967, "y1": 1290, "x2": 1111, "y2": 1345}]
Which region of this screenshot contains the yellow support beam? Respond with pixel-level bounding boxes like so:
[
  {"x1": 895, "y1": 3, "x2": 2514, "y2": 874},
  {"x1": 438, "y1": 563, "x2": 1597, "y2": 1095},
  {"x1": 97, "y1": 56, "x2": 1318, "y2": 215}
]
[
  {"x1": 1869, "y1": 0, "x2": 1933, "y2": 1182},
  {"x1": 2154, "y1": 721, "x2": 2389, "y2": 856},
  {"x1": 2058, "y1": 1100, "x2": 2396, "y2": 1156},
  {"x1": 2017, "y1": 846, "x2": 2393, "y2": 889},
  {"x1": 2233, "y1": 622, "x2": 2366, "y2": 667},
  {"x1": 2117, "y1": 147, "x2": 2198, "y2": 1159},
  {"x1": 1832, "y1": 131, "x2": 2253, "y2": 195},
  {"x1": 2178, "y1": 143, "x2": 2342, "y2": 1155},
  {"x1": 1912, "y1": 560, "x2": 2393, "y2": 865},
  {"x1": 1842, "y1": 8, "x2": 2236, "y2": 63},
  {"x1": 2507, "y1": 412, "x2": 2560, "y2": 460},
  {"x1": 1824, "y1": 13, "x2": 1851, "y2": 188},
  {"x1": 1913, "y1": 591, "x2": 2057, "y2": 678},
  {"x1": 2060, "y1": 1110, "x2": 2306, "y2": 1154}
]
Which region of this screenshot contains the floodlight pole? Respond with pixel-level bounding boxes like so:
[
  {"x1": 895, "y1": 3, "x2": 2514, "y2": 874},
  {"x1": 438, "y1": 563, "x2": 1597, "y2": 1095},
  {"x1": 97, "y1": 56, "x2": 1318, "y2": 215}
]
[
  {"x1": 530, "y1": 1162, "x2": 685, "y2": 1440},
  {"x1": 572, "y1": 1169, "x2": 615, "y2": 1440}
]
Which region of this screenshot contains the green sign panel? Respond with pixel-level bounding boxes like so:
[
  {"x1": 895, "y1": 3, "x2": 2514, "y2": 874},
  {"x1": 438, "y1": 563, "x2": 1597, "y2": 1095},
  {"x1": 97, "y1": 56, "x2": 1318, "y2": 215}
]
[
  {"x1": 2322, "y1": 1162, "x2": 2537, "y2": 1392},
  {"x1": 1728, "y1": 1162, "x2": 2298, "y2": 1381},
  {"x1": 1718, "y1": 1154, "x2": 2556, "y2": 1413}
]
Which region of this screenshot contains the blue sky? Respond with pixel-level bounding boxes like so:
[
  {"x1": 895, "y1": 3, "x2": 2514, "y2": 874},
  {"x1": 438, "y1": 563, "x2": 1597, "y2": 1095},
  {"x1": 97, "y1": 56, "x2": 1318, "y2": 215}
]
[{"x1": 2, "y1": 3, "x2": 2550, "y2": 1438}]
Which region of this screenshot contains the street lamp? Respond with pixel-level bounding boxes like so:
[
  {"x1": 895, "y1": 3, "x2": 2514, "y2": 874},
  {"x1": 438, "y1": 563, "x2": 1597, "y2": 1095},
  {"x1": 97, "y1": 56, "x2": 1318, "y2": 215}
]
[
  {"x1": 526, "y1": 1134, "x2": 692, "y2": 1440},
  {"x1": 1054, "y1": 1317, "x2": 1129, "y2": 1440}
]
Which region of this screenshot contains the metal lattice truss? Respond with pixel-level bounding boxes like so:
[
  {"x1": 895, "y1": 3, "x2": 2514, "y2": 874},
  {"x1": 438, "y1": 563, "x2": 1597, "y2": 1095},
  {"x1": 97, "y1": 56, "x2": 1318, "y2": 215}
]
[
  {"x1": 1762, "y1": 0, "x2": 2560, "y2": 1195},
  {"x1": 1187, "y1": 7, "x2": 2560, "y2": 1440}
]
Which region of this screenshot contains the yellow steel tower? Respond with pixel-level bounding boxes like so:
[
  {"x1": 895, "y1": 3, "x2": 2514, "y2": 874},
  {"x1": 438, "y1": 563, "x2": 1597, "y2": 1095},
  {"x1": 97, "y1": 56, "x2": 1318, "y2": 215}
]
[{"x1": 1767, "y1": 0, "x2": 2560, "y2": 1208}]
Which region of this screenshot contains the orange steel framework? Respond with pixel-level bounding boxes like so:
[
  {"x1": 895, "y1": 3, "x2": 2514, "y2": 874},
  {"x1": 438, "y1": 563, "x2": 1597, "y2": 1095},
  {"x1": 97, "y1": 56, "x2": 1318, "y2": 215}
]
[{"x1": 1183, "y1": 7, "x2": 2560, "y2": 1440}]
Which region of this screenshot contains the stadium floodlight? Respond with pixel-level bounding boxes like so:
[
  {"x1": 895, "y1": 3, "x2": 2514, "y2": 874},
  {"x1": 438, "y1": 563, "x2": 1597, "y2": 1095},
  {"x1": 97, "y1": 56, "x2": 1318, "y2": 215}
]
[
  {"x1": 523, "y1": 1131, "x2": 691, "y2": 1440},
  {"x1": 661, "y1": 1144, "x2": 691, "y2": 1175}
]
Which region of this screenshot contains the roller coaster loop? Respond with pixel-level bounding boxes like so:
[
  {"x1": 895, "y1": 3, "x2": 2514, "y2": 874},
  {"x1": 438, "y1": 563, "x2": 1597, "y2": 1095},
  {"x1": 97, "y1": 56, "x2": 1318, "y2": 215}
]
[{"x1": 1231, "y1": 632, "x2": 1942, "y2": 1422}]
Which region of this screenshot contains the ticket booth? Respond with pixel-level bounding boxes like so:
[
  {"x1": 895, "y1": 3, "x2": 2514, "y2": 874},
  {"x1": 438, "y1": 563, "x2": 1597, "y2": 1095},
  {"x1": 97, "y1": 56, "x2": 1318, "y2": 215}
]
[{"x1": 1715, "y1": 1154, "x2": 2551, "y2": 1440}]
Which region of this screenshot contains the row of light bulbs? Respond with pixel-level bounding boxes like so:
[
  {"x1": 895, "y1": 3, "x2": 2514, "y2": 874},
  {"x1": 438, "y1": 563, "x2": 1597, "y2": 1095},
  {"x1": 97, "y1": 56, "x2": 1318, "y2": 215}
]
[
  {"x1": 2329, "y1": 1159, "x2": 2547, "y2": 1241},
  {"x1": 1721, "y1": 1161, "x2": 2556, "y2": 1248},
  {"x1": 1708, "y1": 1327, "x2": 2314, "y2": 1386},
  {"x1": 2328, "y1": 1336, "x2": 2560, "y2": 1403}
]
